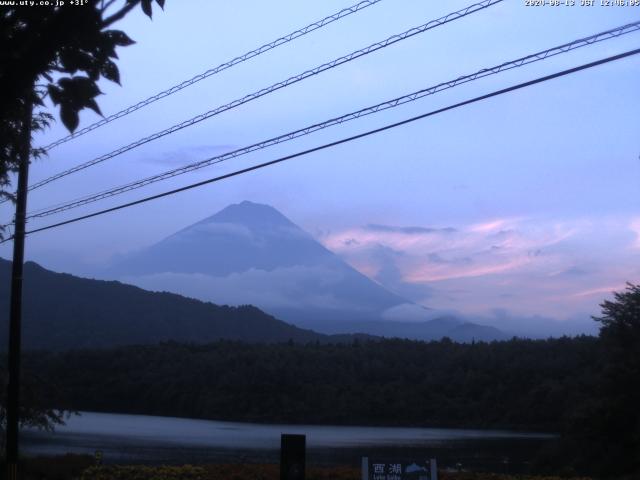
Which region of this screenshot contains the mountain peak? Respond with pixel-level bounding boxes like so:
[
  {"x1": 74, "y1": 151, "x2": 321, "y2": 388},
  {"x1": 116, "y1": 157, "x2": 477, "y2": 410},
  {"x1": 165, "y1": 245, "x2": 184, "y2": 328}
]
[
  {"x1": 104, "y1": 200, "x2": 410, "y2": 320},
  {"x1": 202, "y1": 201, "x2": 296, "y2": 230}
]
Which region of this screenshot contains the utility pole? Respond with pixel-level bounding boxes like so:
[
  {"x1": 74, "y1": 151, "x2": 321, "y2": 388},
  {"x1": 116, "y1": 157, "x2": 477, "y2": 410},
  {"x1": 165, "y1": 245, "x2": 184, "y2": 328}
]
[{"x1": 5, "y1": 97, "x2": 33, "y2": 480}]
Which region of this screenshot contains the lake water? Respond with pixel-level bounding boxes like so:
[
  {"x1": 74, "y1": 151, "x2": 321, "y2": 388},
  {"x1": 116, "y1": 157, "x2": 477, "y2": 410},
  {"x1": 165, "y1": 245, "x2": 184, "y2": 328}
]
[{"x1": 21, "y1": 411, "x2": 556, "y2": 472}]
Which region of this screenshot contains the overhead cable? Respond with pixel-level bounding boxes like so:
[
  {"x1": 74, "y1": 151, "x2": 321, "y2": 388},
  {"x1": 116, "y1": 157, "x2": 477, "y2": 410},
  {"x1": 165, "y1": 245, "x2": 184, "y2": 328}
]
[
  {"x1": 40, "y1": 0, "x2": 386, "y2": 151},
  {"x1": 1, "y1": 47, "x2": 635, "y2": 244},
  {"x1": 24, "y1": 0, "x2": 503, "y2": 194},
  {"x1": 24, "y1": 20, "x2": 640, "y2": 220}
]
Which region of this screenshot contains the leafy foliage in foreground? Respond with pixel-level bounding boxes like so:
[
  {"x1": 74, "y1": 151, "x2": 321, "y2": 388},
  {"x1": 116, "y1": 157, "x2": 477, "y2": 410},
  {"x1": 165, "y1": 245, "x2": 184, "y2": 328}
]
[
  {"x1": 438, "y1": 475, "x2": 591, "y2": 480},
  {"x1": 0, "y1": 0, "x2": 165, "y2": 206},
  {"x1": 81, "y1": 464, "x2": 206, "y2": 480},
  {"x1": 18, "y1": 454, "x2": 94, "y2": 480},
  {"x1": 77, "y1": 463, "x2": 593, "y2": 480}
]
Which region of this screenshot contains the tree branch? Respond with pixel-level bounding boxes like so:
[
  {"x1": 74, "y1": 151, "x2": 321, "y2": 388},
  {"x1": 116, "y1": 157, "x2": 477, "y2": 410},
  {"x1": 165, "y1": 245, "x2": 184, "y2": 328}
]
[
  {"x1": 102, "y1": 1, "x2": 138, "y2": 28},
  {"x1": 101, "y1": 0, "x2": 119, "y2": 14}
]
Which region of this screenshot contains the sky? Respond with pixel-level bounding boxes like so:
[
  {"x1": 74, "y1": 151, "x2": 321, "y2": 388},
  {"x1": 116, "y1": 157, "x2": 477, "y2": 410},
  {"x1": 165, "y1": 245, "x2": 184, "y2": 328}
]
[{"x1": 1, "y1": 0, "x2": 639, "y2": 329}]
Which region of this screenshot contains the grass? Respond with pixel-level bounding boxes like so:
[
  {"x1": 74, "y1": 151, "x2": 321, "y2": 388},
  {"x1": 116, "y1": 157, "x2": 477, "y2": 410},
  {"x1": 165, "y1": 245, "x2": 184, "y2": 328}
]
[{"x1": 12, "y1": 456, "x2": 593, "y2": 480}]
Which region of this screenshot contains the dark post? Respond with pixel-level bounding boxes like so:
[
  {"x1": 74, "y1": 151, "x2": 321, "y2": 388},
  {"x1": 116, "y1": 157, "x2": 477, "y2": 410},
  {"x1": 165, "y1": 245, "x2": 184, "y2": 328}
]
[
  {"x1": 280, "y1": 433, "x2": 305, "y2": 480},
  {"x1": 5, "y1": 97, "x2": 32, "y2": 480}
]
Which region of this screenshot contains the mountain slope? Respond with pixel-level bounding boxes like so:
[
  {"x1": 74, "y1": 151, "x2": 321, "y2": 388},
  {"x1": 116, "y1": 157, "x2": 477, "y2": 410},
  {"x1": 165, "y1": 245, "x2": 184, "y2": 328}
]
[
  {"x1": 297, "y1": 316, "x2": 508, "y2": 342},
  {"x1": 105, "y1": 201, "x2": 414, "y2": 324},
  {"x1": 0, "y1": 258, "x2": 333, "y2": 350},
  {"x1": 100, "y1": 201, "x2": 506, "y2": 342}
]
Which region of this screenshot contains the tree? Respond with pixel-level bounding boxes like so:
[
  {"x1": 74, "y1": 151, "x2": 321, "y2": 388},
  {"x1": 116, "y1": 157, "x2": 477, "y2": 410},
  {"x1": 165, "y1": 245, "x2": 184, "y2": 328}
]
[
  {"x1": 0, "y1": 0, "x2": 166, "y2": 439},
  {"x1": 564, "y1": 283, "x2": 640, "y2": 478},
  {"x1": 0, "y1": 363, "x2": 73, "y2": 454},
  {"x1": 0, "y1": 0, "x2": 165, "y2": 203},
  {"x1": 591, "y1": 283, "x2": 640, "y2": 478}
]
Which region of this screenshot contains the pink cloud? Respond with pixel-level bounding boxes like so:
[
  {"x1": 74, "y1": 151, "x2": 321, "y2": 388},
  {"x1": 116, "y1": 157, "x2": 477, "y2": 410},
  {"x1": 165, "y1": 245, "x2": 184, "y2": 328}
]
[
  {"x1": 403, "y1": 256, "x2": 531, "y2": 283},
  {"x1": 322, "y1": 227, "x2": 458, "y2": 253},
  {"x1": 320, "y1": 220, "x2": 575, "y2": 284},
  {"x1": 469, "y1": 218, "x2": 510, "y2": 233},
  {"x1": 571, "y1": 285, "x2": 627, "y2": 298},
  {"x1": 316, "y1": 215, "x2": 637, "y2": 318}
]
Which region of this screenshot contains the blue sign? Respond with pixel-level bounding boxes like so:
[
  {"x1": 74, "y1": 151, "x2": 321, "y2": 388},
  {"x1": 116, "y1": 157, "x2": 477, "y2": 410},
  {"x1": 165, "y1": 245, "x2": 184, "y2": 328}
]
[{"x1": 362, "y1": 458, "x2": 437, "y2": 480}]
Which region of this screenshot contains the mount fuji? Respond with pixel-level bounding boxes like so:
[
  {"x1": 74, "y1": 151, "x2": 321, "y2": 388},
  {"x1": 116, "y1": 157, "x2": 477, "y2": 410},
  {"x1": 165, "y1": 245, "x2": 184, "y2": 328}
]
[{"x1": 102, "y1": 201, "x2": 504, "y2": 341}]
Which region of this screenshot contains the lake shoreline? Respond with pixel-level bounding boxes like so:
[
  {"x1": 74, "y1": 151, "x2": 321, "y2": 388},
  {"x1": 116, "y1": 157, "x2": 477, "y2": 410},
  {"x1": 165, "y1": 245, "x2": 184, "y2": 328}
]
[
  {"x1": 21, "y1": 411, "x2": 557, "y2": 473},
  {"x1": 46, "y1": 409, "x2": 559, "y2": 436}
]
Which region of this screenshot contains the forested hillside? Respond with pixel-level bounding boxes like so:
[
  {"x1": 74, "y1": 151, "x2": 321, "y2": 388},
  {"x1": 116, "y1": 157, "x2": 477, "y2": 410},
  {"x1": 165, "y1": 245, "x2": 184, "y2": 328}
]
[
  {"x1": 20, "y1": 337, "x2": 598, "y2": 431},
  {"x1": 0, "y1": 259, "x2": 332, "y2": 349}
]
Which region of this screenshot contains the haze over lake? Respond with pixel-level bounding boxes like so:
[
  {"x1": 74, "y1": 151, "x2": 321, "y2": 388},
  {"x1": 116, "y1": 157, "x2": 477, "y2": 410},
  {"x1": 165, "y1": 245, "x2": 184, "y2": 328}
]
[{"x1": 22, "y1": 412, "x2": 555, "y2": 470}]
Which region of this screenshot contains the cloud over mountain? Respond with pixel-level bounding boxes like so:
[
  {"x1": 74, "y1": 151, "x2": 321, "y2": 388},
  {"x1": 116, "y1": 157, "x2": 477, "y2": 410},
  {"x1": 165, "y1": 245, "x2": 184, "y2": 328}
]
[
  {"x1": 97, "y1": 201, "x2": 506, "y2": 341},
  {"x1": 105, "y1": 201, "x2": 416, "y2": 327},
  {"x1": 319, "y1": 215, "x2": 640, "y2": 322}
]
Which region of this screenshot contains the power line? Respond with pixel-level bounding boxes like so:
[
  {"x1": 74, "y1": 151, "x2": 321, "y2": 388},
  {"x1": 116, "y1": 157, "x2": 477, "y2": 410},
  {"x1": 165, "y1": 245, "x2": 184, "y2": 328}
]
[
  {"x1": 23, "y1": 0, "x2": 503, "y2": 194},
  {"x1": 2, "y1": 47, "x2": 635, "y2": 244},
  {"x1": 39, "y1": 0, "x2": 386, "y2": 152},
  {"x1": 23, "y1": 20, "x2": 640, "y2": 221}
]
